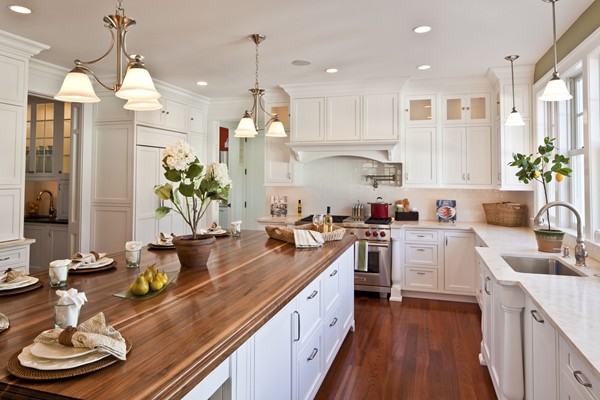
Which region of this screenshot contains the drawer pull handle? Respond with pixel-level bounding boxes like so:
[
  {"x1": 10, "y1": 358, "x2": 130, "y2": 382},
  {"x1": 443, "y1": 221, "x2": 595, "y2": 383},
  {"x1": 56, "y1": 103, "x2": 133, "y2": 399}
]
[
  {"x1": 416, "y1": 249, "x2": 425, "y2": 252},
  {"x1": 330, "y1": 317, "x2": 338, "y2": 327},
  {"x1": 416, "y1": 272, "x2": 426, "y2": 275},
  {"x1": 307, "y1": 348, "x2": 318, "y2": 361},
  {"x1": 417, "y1": 235, "x2": 425, "y2": 237},
  {"x1": 484, "y1": 276, "x2": 491, "y2": 295},
  {"x1": 330, "y1": 269, "x2": 338, "y2": 277},
  {"x1": 573, "y1": 370, "x2": 592, "y2": 388},
  {"x1": 307, "y1": 290, "x2": 318, "y2": 300},
  {"x1": 530, "y1": 310, "x2": 544, "y2": 323},
  {"x1": 355, "y1": 277, "x2": 367, "y2": 282},
  {"x1": 0, "y1": 257, "x2": 10, "y2": 261},
  {"x1": 293, "y1": 311, "x2": 300, "y2": 342}
]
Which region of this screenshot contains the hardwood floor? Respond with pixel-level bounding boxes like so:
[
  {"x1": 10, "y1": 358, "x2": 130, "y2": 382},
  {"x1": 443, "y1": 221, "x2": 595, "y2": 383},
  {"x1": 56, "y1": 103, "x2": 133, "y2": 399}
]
[{"x1": 316, "y1": 293, "x2": 497, "y2": 400}]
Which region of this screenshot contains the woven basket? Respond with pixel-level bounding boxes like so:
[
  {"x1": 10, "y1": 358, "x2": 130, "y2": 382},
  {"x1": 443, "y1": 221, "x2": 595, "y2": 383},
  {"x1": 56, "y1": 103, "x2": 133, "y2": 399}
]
[
  {"x1": 265, "y1": 224, "x2": 345, "y2": 244},
  {"x1": 482, "y1": 202, "x2": 528, "y2": 227}
]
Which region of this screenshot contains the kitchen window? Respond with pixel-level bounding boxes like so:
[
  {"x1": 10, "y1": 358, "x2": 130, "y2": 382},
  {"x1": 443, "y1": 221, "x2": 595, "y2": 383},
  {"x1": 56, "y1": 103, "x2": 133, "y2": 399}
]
[{"x1": 565, "y1": 74, "x2": 585, "y2": 231}]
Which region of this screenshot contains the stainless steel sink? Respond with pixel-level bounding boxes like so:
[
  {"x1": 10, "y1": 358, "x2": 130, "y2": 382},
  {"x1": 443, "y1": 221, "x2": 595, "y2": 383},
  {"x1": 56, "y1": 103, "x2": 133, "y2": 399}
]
[{"x1": 501, "y1": 255, "x2": 585, "y2": 277}]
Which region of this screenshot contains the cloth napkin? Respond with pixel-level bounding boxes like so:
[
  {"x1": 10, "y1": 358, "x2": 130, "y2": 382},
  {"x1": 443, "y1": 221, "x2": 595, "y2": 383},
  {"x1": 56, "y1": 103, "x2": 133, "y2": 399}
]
[
  {"x1": 1, "y1": 268, "x2": 28, "y2": 283},
  {"x1": 71, "y1": 251, "x2": 106, "y2": 264},
  {"x1": 158, "y1": 232, "x2": 173, "y2": 245},
  {"x1": 293, "y1": 229, "x2": 325, "y2": 248},
  {"x1": 34, "y1": 312, "x2": 127, "y2": 360}
]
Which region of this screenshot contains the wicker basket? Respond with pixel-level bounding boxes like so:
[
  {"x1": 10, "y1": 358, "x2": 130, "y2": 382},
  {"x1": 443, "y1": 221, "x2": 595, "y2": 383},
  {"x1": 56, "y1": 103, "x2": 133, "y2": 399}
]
[
  {"x1": 482, "y1": 202, "x2": 528, "y2": 227},
  {"x1": 265, "y1": 224, "x2": 345, "y2": 244}
]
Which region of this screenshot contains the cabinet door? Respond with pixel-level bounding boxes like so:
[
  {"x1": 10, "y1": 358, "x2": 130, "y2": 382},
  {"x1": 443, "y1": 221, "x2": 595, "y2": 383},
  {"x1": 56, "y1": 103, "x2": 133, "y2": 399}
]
[
  {"x1": 164, "y1": 99, "x2": 189, "y2": 132},
  {"x1": 480, "y1": 265, "x2": 493, "y2": 364},
  {"x1": 442, "y1": 95, "x2": 465, "y2": 124},
  {"x1": 49, "y1": 226, "x2": 69, "y2": 261},
  {"x1": 326, "y1": 95, "x2": 360, "y2": 141},
  {"x1": 189, "y1": 106, "x2": 207, "y2": 134},
  {"x1": 363, "y1": 93, "x2": 399, "y2": 139},
  {"x1": 0, "y1": 54, "x2": 25, "y2": 104},
  {"x1": 253, "y1": 301, "x2": 295, "y2": 400},
  {"x1": 501, "y1": 120, "x2": 531, "y2": 189},
  {"x1": 467, "y1": 93, "x2": 491, "y2": 124},
  {"x1": 503, "y1": 84, "x2": 530, "y2": 119},
  {"x1": 0, "y1": 189, "x2": 21, "y2": 242},
  {"x1": 444, "y1": 232, "x2": 475, "y2": 293},
  {"x1": 265, "y1": 136, "x2": 293, "y2": 185},
  {"x1": 298, "y1": 329, "x2": 323, "y2": 400},
  {"x1": 527, "y1": 299, "x2": 558, "y2": 400},
  {"x1": 465, "y1": 126, "x2": 492, "y2": 185},
  {"x1": 291, "y1": 98, "x2": 325, "y2": 142},
  {"x1": 0, "y1": 103, "x2": 24, "y2": 185},
  {"x1": 404, "y1": 95, "x2": 435, "y2": 125},
  {"x1": 404, "y1": 127, "x2": 436, "y2": 185},
  {"x1": 339, "y1": 246, "x2": 355, "y2": 334},
  {"x1": 24, "y1": 224, "x2": 45, "y2": 268},
  {"x1": 136, "y1": 107, "x2": 164, "y2": 127},
  {"x1": 441, "y1": 127, "x2": 465, "y2": 184}
]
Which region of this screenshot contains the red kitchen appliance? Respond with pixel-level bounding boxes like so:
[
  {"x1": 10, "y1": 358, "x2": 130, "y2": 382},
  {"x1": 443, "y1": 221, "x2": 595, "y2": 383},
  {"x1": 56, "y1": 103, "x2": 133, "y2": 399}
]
[{"x1": 368, "y1": 197, "x2": 391, "y2": 219}]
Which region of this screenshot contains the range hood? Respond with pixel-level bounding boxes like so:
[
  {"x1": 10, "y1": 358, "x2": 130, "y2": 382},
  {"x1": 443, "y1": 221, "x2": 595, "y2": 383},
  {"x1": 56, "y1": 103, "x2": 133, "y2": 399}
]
[{"x1": 286, "y1": 141, "x2": 400, "y2": 163}]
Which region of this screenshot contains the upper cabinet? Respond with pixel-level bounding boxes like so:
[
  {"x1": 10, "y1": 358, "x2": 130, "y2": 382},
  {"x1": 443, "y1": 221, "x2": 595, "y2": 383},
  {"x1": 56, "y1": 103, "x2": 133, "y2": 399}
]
[
  {"x1": 291, "y1": 98, "x2": 325, "y2": 142},
  {"x1": 326, "y1": 95, "x2": 360, "y2": 142},
  {"x1": 362, "y1": 93, "x2": 399, "y2": 140},
  {"x1": 264, "y1": 102, "x2": 302, "y2": 186},
  {"x1": 442, "y1": 93, "x2": 491, "y2": 125},
  {"x1": 0, "y1": 54, "x2": 25, "y2": 106},
  {"x1": 404, "y1": 95, "x2": 436, "y2": 125}
]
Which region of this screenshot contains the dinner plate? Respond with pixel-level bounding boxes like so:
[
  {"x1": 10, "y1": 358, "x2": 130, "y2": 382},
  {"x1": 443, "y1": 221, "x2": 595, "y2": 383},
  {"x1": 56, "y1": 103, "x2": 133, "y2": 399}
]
[
  {"x1": 436, "y1": 206, "x2": 456, "y2": 220},
  {"x1": 0, "y1": 276, "x2": 39, "y2": 291},
  {"x1": 148, "y1": 241, "x2": 175, "y2": 250},
  {"x1": 70, "y1": 257, "x2": 114, "y2": 270},
  {"x1": 204, "y1": 229, "x2": 228, "y2": 236},
  {"x1": 30, "y1": 342, "x2": 97, "y2": 360},
  {"x1": 18, "y1": 344, "x2": 109, "y2": 370}
]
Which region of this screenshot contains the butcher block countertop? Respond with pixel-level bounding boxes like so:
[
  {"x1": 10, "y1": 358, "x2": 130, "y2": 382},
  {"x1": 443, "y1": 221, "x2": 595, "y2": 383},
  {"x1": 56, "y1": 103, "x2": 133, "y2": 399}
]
[{"x1": 0, "y1": 231, "x2": 356, "y2": 399}]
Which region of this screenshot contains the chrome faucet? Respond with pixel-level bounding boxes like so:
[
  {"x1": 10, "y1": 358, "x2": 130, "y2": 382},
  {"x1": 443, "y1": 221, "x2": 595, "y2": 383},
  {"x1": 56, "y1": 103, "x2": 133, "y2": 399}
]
[
  {"x1": 533, "y1": 201, "x2": 587, "y2": 268},
  {"x1": 37, "y1": 190, "x2": 56, "y2": 220}
]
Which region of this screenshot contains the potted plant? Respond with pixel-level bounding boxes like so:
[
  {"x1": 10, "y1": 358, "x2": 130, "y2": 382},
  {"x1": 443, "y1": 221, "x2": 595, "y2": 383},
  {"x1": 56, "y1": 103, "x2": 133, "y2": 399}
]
[
  {"x1": 153, "y1": 140, "x2": 232, "y2": 268},
  {"x1": 509, "y1": 136, "x2": 572, "y2": 252}
]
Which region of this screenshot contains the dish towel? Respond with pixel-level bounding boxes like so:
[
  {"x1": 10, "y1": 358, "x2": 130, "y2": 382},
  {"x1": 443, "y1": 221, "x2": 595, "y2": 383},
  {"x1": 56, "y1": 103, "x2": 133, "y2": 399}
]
[
  {"x1": 293, "y1": 229, "x2": 325, "y2": 248},
  {"x1": 34, "y1": 312, "x2": 127, "y2": 360},
  {"x1": 356, "y1": 240, "x2": 368, "y2": 271}
]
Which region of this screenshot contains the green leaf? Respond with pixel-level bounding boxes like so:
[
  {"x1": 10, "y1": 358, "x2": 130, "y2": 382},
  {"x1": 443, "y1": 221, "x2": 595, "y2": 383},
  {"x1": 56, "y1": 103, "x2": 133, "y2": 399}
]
[
  {"x1": 179, "y1": 182, "x2": 195, "y2": 197},
  {"x1": 187, "y1": 163, "x2": 203, "y2": 179},
  {"x1": 155, "y1": 206, "x2": 171, "y2": 220},
  {"x1": 164, "y1": 169, "x2": 181, "y2": 182},
  {"x1": 154, "y1": 184, "x2": 173, "y2": 200}
]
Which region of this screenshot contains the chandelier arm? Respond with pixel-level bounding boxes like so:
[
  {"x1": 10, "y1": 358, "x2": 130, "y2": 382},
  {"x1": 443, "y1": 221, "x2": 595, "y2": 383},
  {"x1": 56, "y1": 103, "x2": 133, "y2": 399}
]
[
  {"x1": 120, "y1": 29, "x2": 135, "y2": 61},
  {"x1": 75, "y1": 28, "x2": 116, "y2": 66},
  {"x1": 77, "y1": 65, "x2": 117, "y2": 92}
]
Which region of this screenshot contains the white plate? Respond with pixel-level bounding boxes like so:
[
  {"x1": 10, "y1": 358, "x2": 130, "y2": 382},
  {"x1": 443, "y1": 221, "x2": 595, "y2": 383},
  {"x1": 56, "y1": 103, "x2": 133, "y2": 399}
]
[
  {"x1": 18, "y1": 344, "x2": 109, "y2": 370},
  {"x1": 436, "y1": 206, "x2": 456, "y2": 220},
  {"x1": 70, "y1": 257, "x2": 114, "y2": 270},
  {"x1": 150, "y1": 241, "x2": 174, "y2": 247},
  {"x1": 0, "y1": 276, "x2": 39, "y2": 291},
  {"x1": 30, "y1": 342, "x2": 97, "y2": 360},
  {"x1": 204, "y1": 229, "x2": 227, "y2": 235}
]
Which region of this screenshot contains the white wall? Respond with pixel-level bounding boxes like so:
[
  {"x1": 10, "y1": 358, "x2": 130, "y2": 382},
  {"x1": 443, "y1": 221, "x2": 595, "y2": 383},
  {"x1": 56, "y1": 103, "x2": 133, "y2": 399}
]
[{"x1": 265, "y1": 156, "x2": 534, "y2": 223}]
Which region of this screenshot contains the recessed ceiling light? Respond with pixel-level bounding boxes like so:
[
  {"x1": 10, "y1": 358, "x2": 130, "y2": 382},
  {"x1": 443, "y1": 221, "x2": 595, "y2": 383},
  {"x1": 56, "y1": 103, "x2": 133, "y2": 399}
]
[
  {"x1": 196, "y1": 81, "x2": 208, "y2": 86},
  {"x1": 9, "y1": 5, "x2": 32, "y2": 14},
  {"x1": 291, "y1": 60, "x2": 311, "y2": 66},
  {"x1": 417, "y1": 65, "x2": 431, "y2": 70},
  {"x1": 412, "y1": 25, "x2": 431, "y2": 34},
  {"x1": 325, "y1": 68, "x2": 338, "y2": 74}
]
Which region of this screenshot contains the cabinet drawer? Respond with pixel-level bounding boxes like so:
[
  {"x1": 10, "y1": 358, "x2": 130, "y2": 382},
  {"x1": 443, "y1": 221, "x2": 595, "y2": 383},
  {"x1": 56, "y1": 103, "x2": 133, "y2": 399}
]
[
  {"x1": 405, "y1": 267, "x2": 438, "y2": 290},
  {"x1": 405, "y1": 244, "x2": 438, "y2": 266},
  {"x1": 0, "y1": 246, "x2": 28, "y2": 269},
  {"x1": 323, "y1": 304, "x2": 341, "y2": 369},
  {"x1": 560, "y1": 337, "x2": 600, "y2": 399},
  {"x1": 405, "y1": 230, "x2": 438, "y2": 243},
  {"x1": 321, "y1": 262, "x2": 340, "y2": 317},
  {"x1": 298, "y1": 279, "x2": 321, "y2": 347},
  {"x1": 298, "y1": 329, "x2": 323, "y2": 400}
]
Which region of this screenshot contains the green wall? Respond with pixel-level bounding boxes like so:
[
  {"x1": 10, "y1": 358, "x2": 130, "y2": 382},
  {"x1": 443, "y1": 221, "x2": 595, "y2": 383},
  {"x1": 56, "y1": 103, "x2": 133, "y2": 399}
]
[{"x1": 534, "y1": 0, "x2": 600, "y2": 82}]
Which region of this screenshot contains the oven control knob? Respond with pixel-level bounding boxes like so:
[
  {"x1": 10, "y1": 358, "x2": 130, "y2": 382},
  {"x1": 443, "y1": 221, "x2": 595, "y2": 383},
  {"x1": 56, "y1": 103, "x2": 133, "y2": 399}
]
[
  {"x1": 372, "y1": 231, "x2": 379, "y2": 237},
  {"x1": 380, "y1": 231, "x2": 386, "y2": 238},
  {"x1": 365, "y1": 231, "x2": 371, "y2": 237}
]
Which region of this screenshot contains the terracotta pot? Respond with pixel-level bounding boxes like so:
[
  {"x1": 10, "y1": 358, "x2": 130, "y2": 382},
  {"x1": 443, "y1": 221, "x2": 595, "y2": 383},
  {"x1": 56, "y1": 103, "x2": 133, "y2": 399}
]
[
  {"x1": 534, "y1": 228, "x2": 565, "y2": 253},
  {"x1": 172, "y1": 234, "x2": 216, "y2": 268}
]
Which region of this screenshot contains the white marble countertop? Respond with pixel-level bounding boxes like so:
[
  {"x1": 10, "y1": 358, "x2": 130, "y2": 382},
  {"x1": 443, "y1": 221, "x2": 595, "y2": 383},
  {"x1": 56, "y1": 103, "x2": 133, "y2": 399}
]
[
  {"x1": 392, "y1": 220, "x2": 600, "y2": 380},
  {"x1": 0, "y1": 238, "x2": 35, "y2": 250}
]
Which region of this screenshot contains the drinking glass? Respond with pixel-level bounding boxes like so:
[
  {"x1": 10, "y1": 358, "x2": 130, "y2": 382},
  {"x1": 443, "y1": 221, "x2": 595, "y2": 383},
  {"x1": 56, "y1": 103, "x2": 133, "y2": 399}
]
[{"x1": 312, "y1": 214, "x2": 324, "y2": 232}]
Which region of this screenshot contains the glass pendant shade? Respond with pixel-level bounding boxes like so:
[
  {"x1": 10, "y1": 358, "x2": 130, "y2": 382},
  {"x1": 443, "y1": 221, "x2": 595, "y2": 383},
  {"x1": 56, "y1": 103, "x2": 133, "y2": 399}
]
[
  {"x1": 116, "y1": 66, "x2": 160, "y2": 100},
  {"x1": 266, "y1": 119, "x2": 287, "y2": 137},
  {"x1": 54, "y1": 69, "x2": 101, "y2": 103},
  {"x1": 123, "y1": 98, "x2": 163, "y2": 111},
  {"x1": 505, "y1": 109, "x2": 525, "y2": 126},
  {"x1": 539, "y1": 76, "x2": 573, "y2": 101},
  {"x1": 234, "y1": 114, "x2": 258, "y2": 138}
]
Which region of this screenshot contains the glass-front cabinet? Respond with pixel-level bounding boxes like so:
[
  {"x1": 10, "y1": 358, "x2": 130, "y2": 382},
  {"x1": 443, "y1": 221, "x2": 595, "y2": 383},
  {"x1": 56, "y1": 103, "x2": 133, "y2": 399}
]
[
  {"x1": 26, "y1": 95, "x2": 71, "y2": 177},
  {"x1": 441, "y1": 93, "x2": 490, "y2": 125},
  {"x1": 404, "y1": 95, "x2": 435, "y2": 125}
]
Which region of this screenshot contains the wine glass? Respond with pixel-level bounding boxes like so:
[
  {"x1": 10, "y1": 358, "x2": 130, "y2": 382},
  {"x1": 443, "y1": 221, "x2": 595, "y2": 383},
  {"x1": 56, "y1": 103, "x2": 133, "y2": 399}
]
[{"x1": 312, "y1": 214, "x2": 324, "y2": 232}]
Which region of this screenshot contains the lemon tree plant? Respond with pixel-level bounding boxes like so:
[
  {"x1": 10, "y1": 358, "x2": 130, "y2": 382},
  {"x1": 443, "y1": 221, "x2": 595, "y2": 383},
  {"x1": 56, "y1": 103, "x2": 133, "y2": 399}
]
[{"x1": 509, "y1": 136, "x2": 571, "y2": 231}]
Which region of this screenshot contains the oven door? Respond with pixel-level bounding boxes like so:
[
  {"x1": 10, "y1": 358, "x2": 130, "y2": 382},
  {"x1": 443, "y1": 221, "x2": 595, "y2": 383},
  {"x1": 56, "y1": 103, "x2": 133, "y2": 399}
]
[{"x1": 354, "y1": 241, "x2": 391, "y2": 289}]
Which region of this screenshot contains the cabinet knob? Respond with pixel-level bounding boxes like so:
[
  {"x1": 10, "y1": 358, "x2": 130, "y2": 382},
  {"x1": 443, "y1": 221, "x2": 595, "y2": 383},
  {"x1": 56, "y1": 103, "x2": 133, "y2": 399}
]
[{"x1": 191, "y1": 117, "x2": 194, "y2": 120}]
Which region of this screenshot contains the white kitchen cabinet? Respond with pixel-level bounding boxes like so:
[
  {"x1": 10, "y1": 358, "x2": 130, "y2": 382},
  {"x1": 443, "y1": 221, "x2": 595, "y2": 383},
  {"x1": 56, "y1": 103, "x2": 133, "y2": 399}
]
[
  {"x1": 559, "y1": 336, "x2": 600, "y2": 400},
  {"x1": 0, "y1": 189, "x2": 21, "y2": 242},
  {"x1": 264, "y1": 135, "x2": 302, "y2": 186},
  {"x1": 403, "y1": 94, "x2": 435, "y2": 125},
  {"x1": 441, "y1": 126, "x2": 492, "y2": 186},
  {"x1": 56, "y1": 179, "x2": 69, "y2": 221},
  {"x1": 0, "y1": 103, "x2": 24, "y2": 185},
  {"x1": 298, "y1": 327, "x2": 323, "y2": 400},
  {"x1": 503, "y1": 83, "x2": 530, "y2": 119},
  {"x1": 0, "y1": 53, "x2": 25, "y2": 105},
  {"x1": 498, "y1": 120, "x2": 532, "y2": 190},
  {"x1": 24, "y1": 223, "x2": 69, "y2": 269},
  {"x1": 326, "y1": 95, "x2": 360, "y2": 141},
  {"x1": 403, "y1": 127, "x2": 437, "y2": 186},
  {"x1": 188, "y1": 106, "x2": 207, "y2": 134},
  {"x1": 524, "y1": 296, "x2": 558, "y2": 400},
  {"x1": 444, "y1": 232, "x2": 475, "y2": 294},
  {"x1": 136, "y1": 98, "x2": 190, "y2": 133},
  {"x1": 480, "y1": 261, "x2": 502, "y2": 393},
  {"x1": 442, "y1": 93, "x2": 490, "y2": 125},
  {"x1": 363, "y1": 93, "x2": 399, "y2": 140},
  {"x1": 0, "y1": 244, "x2": 30, "y2": 274},
  {"x1": 291, "y1": 97, "x2": 325, "y2": 142},
  {"x1": 402, "y1": 229, "x2": 442, "y2": 294}
]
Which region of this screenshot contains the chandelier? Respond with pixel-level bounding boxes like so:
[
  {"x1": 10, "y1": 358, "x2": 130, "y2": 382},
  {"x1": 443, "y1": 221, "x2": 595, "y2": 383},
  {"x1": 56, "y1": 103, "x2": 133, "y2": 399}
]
[
  {"x1": 54, "y1": 0, "x2": 162, "y2": 111},
  {"x1": 504, "y1": 55, "x2": 525, "y2": 126},
  {"x1": 539, "y1": 0, "x2": 572, "y2": 101},
  {"x1": 234, "y1": 34, "x2": 287, "y2": 138}
]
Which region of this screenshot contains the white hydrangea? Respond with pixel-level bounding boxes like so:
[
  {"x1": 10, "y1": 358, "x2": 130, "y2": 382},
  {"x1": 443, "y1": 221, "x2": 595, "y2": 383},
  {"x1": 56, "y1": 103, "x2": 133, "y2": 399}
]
[
  {"x1": 206, "y1": 163, "x2": 232, "y2": 189},
  {"x1": 163, "y1": 140, "x2": 198, "y2": 171}
]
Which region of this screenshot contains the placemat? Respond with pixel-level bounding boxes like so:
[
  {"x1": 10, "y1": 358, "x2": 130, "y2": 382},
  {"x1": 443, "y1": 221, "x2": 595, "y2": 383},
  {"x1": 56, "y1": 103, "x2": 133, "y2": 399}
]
[
  {"x1": 113, "y1": 271, "x2": 178, "y2": 300},
  {"x1": 0, "y1": 281, "x2": 43, "y2": 297},
  {"x1": 7, "y1": 338, "x2": 132, "y2": 380},
  {"x1": 69, "y1": 261, "x2": 117, "y2": 274}
]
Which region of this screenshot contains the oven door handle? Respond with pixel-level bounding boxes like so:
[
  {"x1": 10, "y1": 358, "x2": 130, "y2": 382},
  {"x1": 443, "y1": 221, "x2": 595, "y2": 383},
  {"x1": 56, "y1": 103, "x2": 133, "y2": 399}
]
[{"x1": 365, "y1": 242, "x2": 390, "y2": 248}]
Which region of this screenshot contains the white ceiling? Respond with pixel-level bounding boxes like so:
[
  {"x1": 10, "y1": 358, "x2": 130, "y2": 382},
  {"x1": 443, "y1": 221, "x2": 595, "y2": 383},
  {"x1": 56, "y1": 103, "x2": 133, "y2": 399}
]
[{"x1": 0, "y1": 0, "x2": 595, "y2": 99}]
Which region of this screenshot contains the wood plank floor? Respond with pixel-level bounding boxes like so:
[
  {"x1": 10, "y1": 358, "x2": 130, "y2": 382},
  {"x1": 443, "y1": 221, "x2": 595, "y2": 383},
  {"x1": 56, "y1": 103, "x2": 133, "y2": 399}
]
[{"x1": 316, "y1": 293, "x2": 497, "y2": 400}]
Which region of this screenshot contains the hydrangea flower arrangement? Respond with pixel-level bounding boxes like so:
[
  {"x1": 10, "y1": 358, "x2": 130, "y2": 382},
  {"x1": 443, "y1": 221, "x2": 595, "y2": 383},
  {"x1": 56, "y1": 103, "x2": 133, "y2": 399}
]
[{"x1": 153, "y1": 140, "x2": 232, "y2": 239}]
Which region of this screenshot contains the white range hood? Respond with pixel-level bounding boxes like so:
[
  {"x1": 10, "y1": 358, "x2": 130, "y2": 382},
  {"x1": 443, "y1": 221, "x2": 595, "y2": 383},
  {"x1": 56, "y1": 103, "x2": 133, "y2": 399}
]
[{"x1": 286, "y1": 141, "x2": 400, "y2": 163}]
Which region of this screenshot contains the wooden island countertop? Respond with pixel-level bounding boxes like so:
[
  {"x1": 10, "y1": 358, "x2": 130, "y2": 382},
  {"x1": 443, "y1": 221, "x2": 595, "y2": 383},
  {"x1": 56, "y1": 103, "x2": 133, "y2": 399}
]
[{"x1": 0, "y1": 231, "x2": 356, "y2": 399}]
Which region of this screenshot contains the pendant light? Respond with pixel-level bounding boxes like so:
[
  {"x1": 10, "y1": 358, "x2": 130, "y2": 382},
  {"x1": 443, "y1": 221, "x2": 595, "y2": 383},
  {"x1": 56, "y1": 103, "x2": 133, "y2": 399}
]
[
  {"x1": 234, "y1": 34, "x2": 287, "y2": 138},
  {"x1": 504, "y1": 55, "x2": 525, "y2": 126},
  {"x1": 539, "y1": 0, "x2": 572, "y2": 101}
]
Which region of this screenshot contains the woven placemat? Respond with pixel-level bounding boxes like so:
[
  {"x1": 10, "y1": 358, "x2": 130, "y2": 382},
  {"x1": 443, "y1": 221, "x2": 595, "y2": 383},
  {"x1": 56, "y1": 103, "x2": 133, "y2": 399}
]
[
  {"x1": 69, "y1": 261, "x2": 117, "y2": 274},
  {"x1": 7, "y1": 338, "x2": 132, "y2": 380},
  {"x1": 0, "y1": 281, "x2": 43, "y2": 297}
]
